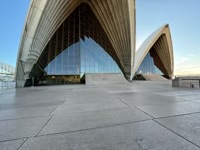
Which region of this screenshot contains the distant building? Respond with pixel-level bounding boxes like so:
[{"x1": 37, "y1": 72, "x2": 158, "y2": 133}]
[
  {"x1": 16, "y1": 0, "x2": 173, "y2": 87},
  {"x1": 0, "y1": 61, "x2": 15, "y2": 81}
]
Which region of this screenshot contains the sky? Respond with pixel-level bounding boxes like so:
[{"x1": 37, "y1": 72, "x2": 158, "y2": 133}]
[
  {"x1": 136, "y1": 0, "x2": 200, "y2": 75},
  {"x1": 0, "y1": 0, "x2": 200, "y2": 75},
  {"x1": 0, "y1": 0, "x2": 30, "y2": 66}
]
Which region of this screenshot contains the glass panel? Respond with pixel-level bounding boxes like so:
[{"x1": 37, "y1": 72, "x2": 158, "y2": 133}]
[
  {"x1": 137, "y1": 52, "x2": 163, "y2": 74},
  {"x1": 80, "y1": 37, "x2": 120, "y2": 75},
  {"x1": 55, "y1": 52, "x2": 62, "y2": 75},
  {"x1": 35, "y1": 4, "x2": 123, "y2": 84}
]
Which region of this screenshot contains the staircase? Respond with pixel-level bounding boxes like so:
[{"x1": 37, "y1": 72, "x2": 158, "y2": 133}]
[
  {"x1": 141, "y1": 74, "x2": 168, "y2": 81},
  {"x1": 85, "y1": 73, "x2": 128, "y2": 85}
]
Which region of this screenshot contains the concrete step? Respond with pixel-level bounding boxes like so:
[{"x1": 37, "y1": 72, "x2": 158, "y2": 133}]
[
  {"x1": 85, "y1": 73, "x2": 128, "y2": 85},
  {"x1": 141, "y1": 74, "x2": 168, "y2": 81}
]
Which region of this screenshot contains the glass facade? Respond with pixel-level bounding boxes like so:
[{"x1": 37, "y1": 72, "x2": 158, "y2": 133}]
[
  {"x1": 80, "y1": 37, "x2": 121, "y2": 76},
  {"x1": 44, "y1": 42, "x2": 80, "y2": 75},
  {"x1": 136, "y1": 52, "x2": 163, "y2": 74},
  {"x1": 32, "y1": 4, "x2": 121, "y2": 85}
]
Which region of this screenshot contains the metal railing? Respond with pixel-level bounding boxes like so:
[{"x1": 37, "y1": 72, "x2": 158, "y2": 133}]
[{"x1": 0, "y1": 81, "x2": 15, "y2": 90}]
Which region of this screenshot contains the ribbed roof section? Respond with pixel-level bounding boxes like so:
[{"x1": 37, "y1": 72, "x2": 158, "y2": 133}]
[
  {"x1": 16, "y1": 0, "x2": 135, "y2": 81},
  {"x1": 134, "y1": 24, "x2": 174, "y2": 78}
]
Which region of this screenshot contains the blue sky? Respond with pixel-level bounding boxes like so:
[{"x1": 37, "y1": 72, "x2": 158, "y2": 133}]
[
  {"x1": 136, "y1": 0, "x2": 200, "y2": 75},
  {"x1": 0, "y1": 0, "x2": 30, "y2": 66},
  {"x1": 0, "y1": 0, "x2": 199, "y2": 75}
]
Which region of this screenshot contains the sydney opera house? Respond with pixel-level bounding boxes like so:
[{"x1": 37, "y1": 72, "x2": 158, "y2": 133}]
[{"x1": 15, "y1": 0, "x2": 174, "y2": 87}]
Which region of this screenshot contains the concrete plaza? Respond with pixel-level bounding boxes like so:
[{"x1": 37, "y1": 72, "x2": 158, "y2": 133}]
[{"x1": 0, "y1": 81, "x2": 200, "y2": 149}]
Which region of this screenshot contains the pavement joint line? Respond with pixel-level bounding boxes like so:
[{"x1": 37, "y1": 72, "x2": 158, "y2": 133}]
[
  {"x1": 153, "y1": 119, "x2": 200, "y2": 149},
  {"x1": 132, "y1": 106, "x2": 155, "y2": 119},
  {"x1": 48, "y1": 104, "x2": 61, "y2": 115},
  {"x1": 152, "y1": 111, "x2": 200, "y2": 120},
  {"x1": 0, "y1": 115, "x2": 51, "y2": 122},
  {"x1": 17, "y1": 138, "x2": 28, "y2": 150},
  {"x1": 115, "y1": 96, "x2": 132, "y2": 107},
  {"x1": 0, "y1": 137, "x2": 27, "y2": 143},
  {"x1": 36, "y1": 118, "x2": 153, "y2": 138},
  {"x1": 60, "y1": 99, "x2": 66, "y2": 105},
  {"x1": 36, "y1": 115, "x2": 54, "y2": 136}
]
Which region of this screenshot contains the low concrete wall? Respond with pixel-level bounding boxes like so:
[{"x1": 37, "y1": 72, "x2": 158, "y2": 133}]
[{"x1": 172, "y1": 76, "x2": 200, "y2": 88}]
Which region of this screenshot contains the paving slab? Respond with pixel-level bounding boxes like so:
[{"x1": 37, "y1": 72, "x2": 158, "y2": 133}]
[
  {"x1": 21, "y1": 120, "x2": 199, "y2": 150},
  {"x1": 1, "y1": 81, "x2": 200, "y2": 149},
  {"x1": 120, "y1": 97, "x2": 182, "y2": 106},
  {"x1": 0, "y1": 116, "x2": 50, "y2": 142},
  {"x1": 96, "y1": 84, "x2": 130, "y2": 92},
  {"x1": 0, "y1": 106, "x2": 56, "y2": 120},
  {"x1": 107, "y1": 90, "x2": 140, "y2": 94},
  {"x1": 156, "y1": 90, "x2": 200, "y2": 96},
  {"x1": 174, "y1": 94, "x2": 200, "y2": 101},
  {"x1": 193, "y1": 100, "x2": 200, "y2": 103},
  {"x1": 0, "y1": 100, "x2": 63, "y2": 110},
  {"x1": 156, "y1": 113, "x2": 200, "y2": 147},
  {"x1": 39, "y1": 107, "x2": 152, "y2": 135},
  {"x1": 62, "y1": 95, "x2": 119, "y2": 105},
  {"x1": 0, "y1": 93, "x2": 63, "y2": 105},
  {"x1": 116, "y1": 92, "x2": 180, "y2": 100},
  {"x1": 115, "y1": 92, "x2": 182, "y2": 106},
  {"x1": 52, "y1": 101, "x2": 128, "y2": 114},
  {"x1": 0, "y1": 139, "x2": 26, "y2": 150},
  {"x1": 63, "y1": 91, "x2": 114, "y2": 97},
  {"x1": 137, "y1": 101, "x2": 200, "y2": 118}
]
